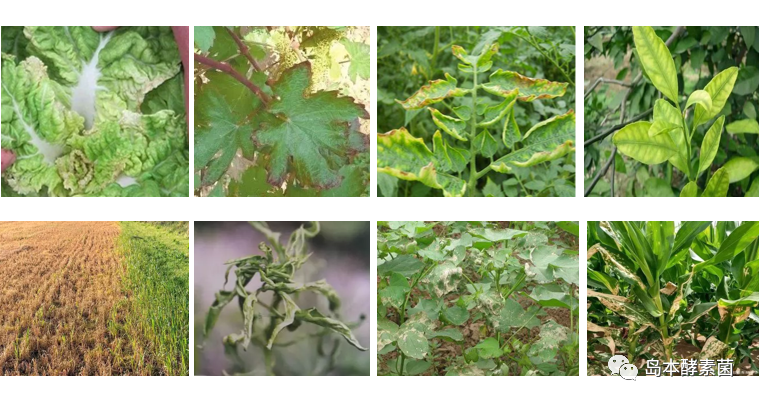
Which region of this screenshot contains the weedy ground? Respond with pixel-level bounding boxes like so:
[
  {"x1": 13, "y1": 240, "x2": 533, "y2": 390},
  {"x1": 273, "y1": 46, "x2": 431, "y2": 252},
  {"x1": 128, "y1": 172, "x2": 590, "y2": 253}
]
[{"x1": 0, "y1": 221, "x2": 188, "y2": 375}]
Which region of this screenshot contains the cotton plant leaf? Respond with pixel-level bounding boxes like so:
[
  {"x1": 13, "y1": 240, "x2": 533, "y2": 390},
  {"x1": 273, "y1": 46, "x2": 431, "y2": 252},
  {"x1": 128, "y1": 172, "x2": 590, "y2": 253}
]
[
  {"x1": 528, "y1": 320, "x2": 569, "y2": 364},
  {"x1": 255, "y1": 62, "x2": 368, "y2": 189},
  {"x1": 490, "y1": 110, "x2": 574, "y2": 173},
  {"x1": 340, "y1": 39, "x2": 369, "y2": 82},
  {"x1": 482, "y1": 70, "x2": 568, "y2": 101},
  {"x1": 421, "y1": 261, "x2": 462, "y2": 298},
  {"x1": 396, "y1": 73, "x2": 470, "y2": 110},
  {"x1": 495, "y1": 298, "x2": 541, "y2": 332},
  {"x1": 377, "y1": 127, "x2": 467, "y2": 197}
]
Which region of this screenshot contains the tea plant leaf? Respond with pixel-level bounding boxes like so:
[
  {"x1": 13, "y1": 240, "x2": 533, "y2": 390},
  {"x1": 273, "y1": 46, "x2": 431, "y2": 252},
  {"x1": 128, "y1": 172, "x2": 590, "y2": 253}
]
[
  {"x1": 378, "y1": 254, "x2": 424, "y2": 277},
  {"x1": 255, "y1": 62, "x2": 368, "y2": 189},
  {"x1": 694, "y1": 67, "x2": 740, "y2": 126},
  {"x1": 474, "y1": 337, "x2": 503, "y2": 359},
  {"x1": 698, "y1": 116, "x2": 724, "y2": 175},
  {"x1": 701, "y1": 167, "x2": 730, "y2": 197},
  {"x1": 429, "y1": 108, "x2": 468, "y2": 141},
  {"x1": 340, "y1": 39, "x2": 370, "y2": 82},
  {"x1": 726, "y1": 119, "x2": 759, "y2": 135},
  {"x1": 397, "y1": 327, "x2": 429, "y2": 359},
  {"x1": 649, "y1": 99, "x2": 688, "y2": 172},
  {"x1": 613, "y1": 121, "x2": 678, "y2": 164},
  {"x1": 443, "y1": 305, "x2": 470, "y2": 326},
  {"x1": 194, "y1": 91, "x2": 255, "y2": 186},
  {"x1": 490, "y1": 110, "x2": 575, "y2": 173},
  {"x1": 680, "y1": 182, "x2": 699, "y2": 197},
  {"x1": 421, "y1": 261, "x2": 463, "y2": 297},
  {"x1": 205, "y1": 290, "x2": 235, "y2": 338},
  {"x1": 433, "y1": 131, "x2": 470, "y2": 173},
  {"x1": 632, "y1": 26, "x2": 678, "y2": 102},
  {"x1": 723, "y1": 157, "x2": 759, "y2": 183},
  {"x1": 296, "y1": 308, "x2": 367, "y2": 351},
  {"x1": 396, "y1": 73, "x2": 470, "y2": 110},
  {"x1": 482, "y1": 70, "x2": 568, "y2": 101},
  {"x1": 377, "y1": 128, "x2": 467, "y2": 197}
]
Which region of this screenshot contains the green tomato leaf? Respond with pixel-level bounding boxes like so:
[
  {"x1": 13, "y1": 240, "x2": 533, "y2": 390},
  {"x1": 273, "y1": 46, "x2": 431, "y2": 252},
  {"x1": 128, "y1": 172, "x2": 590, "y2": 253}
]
[
  {"x1": 255, "y1": 62, "x2": 368, "y2": 189},
  {"x1": 433, "y1": 131, "x2": 469, "y2": 173},
  {"x1": 632, "y1": 26, "x2": 679, "y2": 103},
  {"x1": 428, "y1": 107, "x2": 468, "y2": 141},
  {"x1": 482, "y1": 70, "x2": 568, "y2": 101},
  {"x1": 377, "y1": 128, "x2": 467, "y2": 197},
  {"x1": 490, "y1": 110, "x2": 574, "y2": 173},
  {"x1": 502, "y1": 108, "x2": 521, "y2": 149},
  {"x1": 613, "y1": 121, "x2": 678, "y2": 165},
  {"x1": 474, "y1": 129, "x2": 500, "y2": 158}
]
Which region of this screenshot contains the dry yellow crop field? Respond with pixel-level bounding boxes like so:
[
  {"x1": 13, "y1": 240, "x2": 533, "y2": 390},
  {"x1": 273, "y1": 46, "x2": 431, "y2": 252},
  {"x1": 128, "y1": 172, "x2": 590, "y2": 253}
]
[{"x1": 0, "y1": 221, "x2": 189, "y2": 376}]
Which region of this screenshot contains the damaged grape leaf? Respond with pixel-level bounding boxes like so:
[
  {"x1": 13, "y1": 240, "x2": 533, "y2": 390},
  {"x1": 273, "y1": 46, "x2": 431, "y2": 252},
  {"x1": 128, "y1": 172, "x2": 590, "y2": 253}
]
[{"x1": 255, "y1": 62, "x2": 368, "y2": 189}]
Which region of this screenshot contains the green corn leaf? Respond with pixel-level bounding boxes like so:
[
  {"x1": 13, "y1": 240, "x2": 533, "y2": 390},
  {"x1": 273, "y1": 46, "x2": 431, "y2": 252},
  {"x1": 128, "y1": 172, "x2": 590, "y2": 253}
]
[
  {"x1": 613, "y1": 121, "x2": 678, "y2": 165},
  {"x1": 723, "y1": 157, "x2": 759, "y2": 183},
  {"x1": 433, "y1": 131, "x2": 470, "y2": 173},
  {"x1": 632, "y1": 26, "x2": 679, "y2": 103},
  {"x1": 429, "y1": 108, "x2": 468, "y2": 141},
  {"x1": 490, "y1": 110, "x2": 574, "y2": 173},
  {"x1": 482, "y1": 70, "x2": 568, "y2": 101},
  {"x1": 694, "y1": 67, "x2": 739, "y2": 126},
  {"x1": 397, "y1": 73, "x2": 470, "y2": 110},
  {"x1": 296, "y1": 308, "x2": 367, "y2": 351},
  {"x1": 701, "y1": 167, "x2": 730, "y2": 197},
  {"x1": 698, "y1": 116, "x2": 724, "y2": 175},
  {"x1": 712, "y1": 221, "x2": 759, "y2": 264},
  {"x1": 587, "y1": 289, "x2": 657, "y2": 327},
  {"x1": 726, "y1": 119, "x2": 759, "y2": 135}
]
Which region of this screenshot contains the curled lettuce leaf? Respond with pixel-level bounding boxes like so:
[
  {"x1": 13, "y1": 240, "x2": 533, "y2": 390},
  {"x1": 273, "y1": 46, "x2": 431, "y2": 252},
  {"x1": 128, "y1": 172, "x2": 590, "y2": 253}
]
[{"x1": 1, "y1": 26, "x2": 187, "y2": 196}]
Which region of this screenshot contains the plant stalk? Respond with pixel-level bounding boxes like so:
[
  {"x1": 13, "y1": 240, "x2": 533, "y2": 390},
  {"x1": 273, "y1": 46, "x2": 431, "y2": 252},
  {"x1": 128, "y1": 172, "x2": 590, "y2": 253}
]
[{"x1": 467, "y1": 65, "x2": 479, "y2": 196}]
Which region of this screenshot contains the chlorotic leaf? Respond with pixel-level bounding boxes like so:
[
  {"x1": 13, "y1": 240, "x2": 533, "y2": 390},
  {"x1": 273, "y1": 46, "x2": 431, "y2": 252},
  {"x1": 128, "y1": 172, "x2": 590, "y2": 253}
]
[
  {"x1": 726, "y1": 119, "x2": 759, "y2": 135},
  {"x1": 680, "y1": 181, "x2": 699, "y2": 197},
  {"x1": 255, "y1": 62, "x2": 368, "y2": 189},
  {"x1": 341, "y1": 39, "x2": 370, "y2": 82},
  {"x1": 633, "y1": 26, "x2": 679, "y2": 102},
  {"x1": 701, "y1": 167, "x2": 730, "y2": 197},
  {"x1": 482, "y1": 70, "x2": 568, "y2": 101},
  {"x1": 433, "y1": 131, "x2": 469, "y2": 173},
  {"x1": 613, "y1": 121, "x2": 678, "y2": 165},
  {"x1": 397, "y1": 73, "x2": 470, "y2": 110},
  {"x1": 698, "y1": 115, "x2": 724, "y2": 175},
  {"x1": 722, "y1": 157, "x2": 759, "y2": 183},
  {"x1": 694, "y1": 67, "x2": 739, "y2": 126},
  {"x1": 685, "y1": 90, "x2": 712, "y2": 112},
  {"x1": 428, "y1": 107, "x2": 468, "y2": 141},
  {"x1": 490, "y1": 110, "x2": 574, "y2": 172},
  {"x1": 377, "y1": 128, "x2": 466, "y2": 197}
]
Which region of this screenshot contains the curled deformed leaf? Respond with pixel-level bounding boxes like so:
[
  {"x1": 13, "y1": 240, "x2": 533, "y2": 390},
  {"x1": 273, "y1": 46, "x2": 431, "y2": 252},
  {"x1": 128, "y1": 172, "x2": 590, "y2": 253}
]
[
  {"x1": 296, "y1": 308, "x2": 367, "y2": 351},
  {"x1": 266, "y1": 292, "x2": 300, "y2": 349},
  {"x1": 205, "y1": 290, "x2": 235, "y2": 338},
  {"x1": 396, "y1": 73, "x2": 470, "y2": 110},
  {"x1": 482, "y1": 70, "x2": 568, "y2": 101},
  {"x1": 490, "y1": 110, "x2": 574, "y2": 173},
  {"x1": 428, "y1": 107, "x2": 468, "y2": 141},
  {"x1": 433, "y1": 131, "x2": 469, "y2": 173},
  {"x1": 685, "y1": 90, "x2": 712, "y2": 112}
]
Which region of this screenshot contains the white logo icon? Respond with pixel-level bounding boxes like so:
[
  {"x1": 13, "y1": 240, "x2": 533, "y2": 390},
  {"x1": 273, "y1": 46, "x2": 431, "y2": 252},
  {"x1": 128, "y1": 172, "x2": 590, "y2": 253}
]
[
  {"x1": 608, "y1": 355, "x2": 629, "y2": 375},
  {"x1": 619, "y1": 363, "x2": 638, "y2": 380}
]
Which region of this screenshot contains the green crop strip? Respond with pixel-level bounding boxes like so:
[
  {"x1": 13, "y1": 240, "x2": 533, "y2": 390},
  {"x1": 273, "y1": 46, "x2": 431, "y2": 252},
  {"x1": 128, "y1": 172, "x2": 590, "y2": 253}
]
[{"x1": 116, "y1": 221, "x2": 189, "y2": 376}]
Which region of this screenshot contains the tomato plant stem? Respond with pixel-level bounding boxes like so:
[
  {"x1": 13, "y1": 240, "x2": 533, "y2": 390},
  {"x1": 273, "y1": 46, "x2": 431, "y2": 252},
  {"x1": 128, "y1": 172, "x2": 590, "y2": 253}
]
[{"x1": 467, "y1": 65, "x2": 479, "y2": 196}]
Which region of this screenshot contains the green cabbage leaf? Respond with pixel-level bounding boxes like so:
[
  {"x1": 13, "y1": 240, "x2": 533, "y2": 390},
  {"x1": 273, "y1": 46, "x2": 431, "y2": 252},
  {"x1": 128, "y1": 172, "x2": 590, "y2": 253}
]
[{"x1": 1, "y1": 26, "x2": 187, "y2": 196}]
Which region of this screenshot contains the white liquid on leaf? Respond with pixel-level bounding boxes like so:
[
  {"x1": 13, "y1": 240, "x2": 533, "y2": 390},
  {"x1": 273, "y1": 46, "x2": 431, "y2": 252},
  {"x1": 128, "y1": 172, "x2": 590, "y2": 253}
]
[{"x1": 116, "y1": 175, "x2": 137, "y2": 187}]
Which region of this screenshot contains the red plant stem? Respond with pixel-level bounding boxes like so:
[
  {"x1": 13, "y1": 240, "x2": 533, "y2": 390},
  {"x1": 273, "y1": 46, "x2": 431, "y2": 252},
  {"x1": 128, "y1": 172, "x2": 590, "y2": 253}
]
[
  {"x1": 195, "y1": 54, "x2": 271, "y2": 104},
  {"x1": 225, "y1": 28, "x2": 274, "y2": 84}
]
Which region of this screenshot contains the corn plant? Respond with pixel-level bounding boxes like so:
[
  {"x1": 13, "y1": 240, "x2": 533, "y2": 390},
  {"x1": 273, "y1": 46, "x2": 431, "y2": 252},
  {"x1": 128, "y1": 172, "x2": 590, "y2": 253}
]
[
  {"x1": 612, "y1": 27, "x2": 758, "y2": 197},
  {"x1": 202, "y1": 222, "x2": 366, "y2": 375},
  {"x1": 587, "y1": 221, "x2": 759, "y2": 374},
  {"x1": 378, "y1": 221, "x2": 578, "y2": 376},
  {"x1": 377, "y1": 39, "x2": 575, "y2": 197}
]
